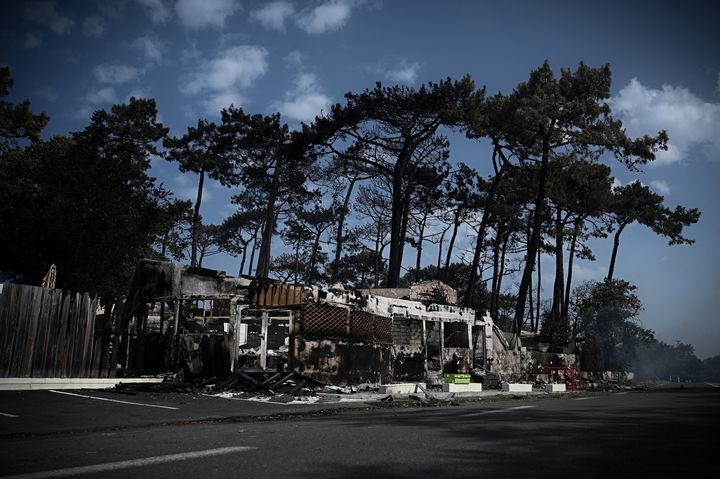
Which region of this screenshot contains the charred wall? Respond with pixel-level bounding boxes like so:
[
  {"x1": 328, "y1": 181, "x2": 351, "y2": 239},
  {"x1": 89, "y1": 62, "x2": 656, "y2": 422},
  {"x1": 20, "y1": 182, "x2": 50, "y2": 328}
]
[
  {"x1": 391, "y1": 318, "x2": 425, "y2": 381},
  {"x1": 293, "y1": 338, "x2": 391, "y2": 384},
  {"x1": 293, "y1": 303, "x2": 393, "y2": 384}
]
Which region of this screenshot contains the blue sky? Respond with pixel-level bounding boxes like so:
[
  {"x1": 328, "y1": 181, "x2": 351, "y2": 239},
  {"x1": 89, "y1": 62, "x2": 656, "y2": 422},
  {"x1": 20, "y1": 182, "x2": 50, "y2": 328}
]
[{"x1": 2, "y1": 0, "x2": 719, "y2": 357}]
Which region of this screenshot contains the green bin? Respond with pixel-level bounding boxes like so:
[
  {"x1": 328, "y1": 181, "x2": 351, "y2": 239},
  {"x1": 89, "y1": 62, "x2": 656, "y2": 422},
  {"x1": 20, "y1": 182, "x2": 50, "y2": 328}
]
[{"x1": 444, "y1": 373, "x2": 471, "y2": 384}]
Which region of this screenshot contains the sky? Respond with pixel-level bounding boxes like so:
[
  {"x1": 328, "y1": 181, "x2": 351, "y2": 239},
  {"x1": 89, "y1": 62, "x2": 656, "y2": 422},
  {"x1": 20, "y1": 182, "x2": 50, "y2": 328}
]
[{"x1": 2, "y1": 0, "x2": 719, "y2": 357}]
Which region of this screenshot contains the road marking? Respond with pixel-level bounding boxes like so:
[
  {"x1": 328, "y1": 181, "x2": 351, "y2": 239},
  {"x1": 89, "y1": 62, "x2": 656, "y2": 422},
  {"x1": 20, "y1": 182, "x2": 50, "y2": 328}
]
[
  {"x1": 572, "y1": 396, "x2": 598, "y2": 400},
  {"x1": 0, "y1": 411, "x2": 19, "y2": 418},
  {"x1": 2, "y1": 446, "x2": 256, "y2": 478},
  {"x1": 48, "y1": 390, "x2": 179, "y2": 410},
  {"x1": 462, "y1": 405, "x2": 536, "y2": 417},
  {"x1": 616, "y1": 392, "x2": 629, "y2": 395},
  {"x1": 706, "y1": 382, "x2": 720, "y2": 388}
]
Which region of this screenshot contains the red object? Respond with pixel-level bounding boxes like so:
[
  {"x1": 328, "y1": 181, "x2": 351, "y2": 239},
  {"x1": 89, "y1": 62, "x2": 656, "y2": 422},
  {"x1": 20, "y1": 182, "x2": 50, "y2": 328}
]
[{"x1": 543, "y1": 365, "x2": 583, "y2": 390}]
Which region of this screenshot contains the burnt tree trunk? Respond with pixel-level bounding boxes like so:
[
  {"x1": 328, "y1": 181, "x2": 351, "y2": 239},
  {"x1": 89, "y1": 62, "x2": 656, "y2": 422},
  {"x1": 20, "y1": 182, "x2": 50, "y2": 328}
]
[
  {"x1": 386, "y1": 149, "x2": 410, "y2": 287},
  {"x1": 563, "y1": 220, "x2": 581, "y2": 318},
  {"x1": 307, "y1": 231, "x2": 323, "y2": 284},
  {"x1": 238, "y1": 237, "x2": 250, "y2": 276},
  {"x1": 255, "y1": 167, "x2": 280, "y2": 280},
  {"x1": 607, "y1": 222, "x2": 627, "y2": 282},
  {"x1": 536, "y1": 247, "x2": 541, "y2": 333},
  {"x1": 443, "y1": 210, "x2": 461, "y2": 281},
  {"x1": 551, "y1": 207, "x2": 565, "y2": 322},
  {"x1": 330, "y1": 178, "x2": 357, "y2": 284},
  {"x1": 494, "y1": 231, "x2": 510, "y2": 324},
  {"x1": 190, "y1": 169, "x2": 205, "y2": 267},
  {"x1": 528, "y1": 265, "x2": 535, "y2": 332},
  {"x1": 490, "y1": 232, "x2": 501, "y2": 321},
  {"x1": 513, "y1": 137, "x2": 550, "y2": 339},
  {"x1": 293, "y1": 242, "x2": 301, "y2": 284},
  {"x1": 527, "y1": 226, "x2": 534, "y2": 331},
  {"x1": 373, "y1": 224, "x2": 382, "y2": 288},
  {"x1": 436, "y1": 226, "x2": 449, "y2": 278},
  {"x1": 464, "y1": 168, "x2": 504, "y2": 307},
  {"x1": 399, "y1": 189, "x2": 412, "y2": 269},
  {"x1": 414, "y1": 211, "x2": 429, "y2": 282},
  {"x1": 247, "y1": 231, "x2": 258, "y2": 276}
]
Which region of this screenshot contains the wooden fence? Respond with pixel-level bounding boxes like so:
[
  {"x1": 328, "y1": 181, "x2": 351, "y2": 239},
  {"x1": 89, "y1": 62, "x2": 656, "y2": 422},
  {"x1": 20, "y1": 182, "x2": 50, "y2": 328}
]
[{"x1": 0, "y1": 283, "x2": 117, "y2": 378}]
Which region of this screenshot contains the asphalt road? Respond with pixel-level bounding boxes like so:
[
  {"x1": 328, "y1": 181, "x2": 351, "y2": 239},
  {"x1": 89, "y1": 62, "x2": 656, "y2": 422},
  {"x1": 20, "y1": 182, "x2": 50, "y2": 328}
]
[
  {"x1": 1, "y1": 382, "x2": 718, "y2": 478},
  {"x1": 0, "y1": 387, "x2": 369, "y2": 437}
]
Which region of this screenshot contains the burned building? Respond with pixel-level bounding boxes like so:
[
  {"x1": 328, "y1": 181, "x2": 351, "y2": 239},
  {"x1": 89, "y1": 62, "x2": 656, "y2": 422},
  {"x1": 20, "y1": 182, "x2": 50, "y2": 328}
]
[{"x1": 120, "y1": 260, "x2": 497, "y2": 385}]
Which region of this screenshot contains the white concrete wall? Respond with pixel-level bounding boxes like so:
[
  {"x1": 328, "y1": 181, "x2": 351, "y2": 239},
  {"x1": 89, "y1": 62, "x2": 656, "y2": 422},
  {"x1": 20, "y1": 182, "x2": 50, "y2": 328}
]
[
  {"x1": 502, "y1": 383, "x2": 533, "y2": 392},
  {"x1": 0, "y1": 378, "x2": 164, "y2": 391},
  {"x1": 543, "y1": 384, "x2": 566, "y2": 392},
  {"x1": 442, "y1": 383, "x2": 482, "y2": 392}
]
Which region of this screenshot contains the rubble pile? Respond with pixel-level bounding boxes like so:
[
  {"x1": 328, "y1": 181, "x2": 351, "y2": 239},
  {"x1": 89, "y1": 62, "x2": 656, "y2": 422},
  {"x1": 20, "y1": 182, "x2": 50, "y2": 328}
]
[
  {"x1": 115, "y1": 371, "x2": 374, "y2": 404},
  {"x1": 206, "y1": 372, "x2": 326, "y2": 403}
]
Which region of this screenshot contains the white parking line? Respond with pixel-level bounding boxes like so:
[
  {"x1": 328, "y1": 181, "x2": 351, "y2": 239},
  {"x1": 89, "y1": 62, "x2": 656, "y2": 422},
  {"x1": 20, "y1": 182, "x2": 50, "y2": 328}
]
[
  {"x1": 2, "y1": 446, "x2": 256, "y2": 478},
  {"x1": 706, "y1": 382, "x2": 720, "y2": 388},
  {"x1": 0, "y1": 411, "x2": 19, "y2": 418},
  {"x1": 616, "y1": 392, "x2": 629, "y2": 395},
  {"x1": 572, "y1": 396, "x2": 598, "y2": 400},
  {"x1": 48, "y1": 390, "x2": 179, "y2": 410},
  {"x1": 462, "y1": 405, "x2": 536, "y2": 417}
]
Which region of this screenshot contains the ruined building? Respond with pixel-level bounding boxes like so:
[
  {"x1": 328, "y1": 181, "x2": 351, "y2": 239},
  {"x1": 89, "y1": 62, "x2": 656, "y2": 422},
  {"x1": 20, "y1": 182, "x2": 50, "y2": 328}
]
[{"x1": 117, "y1": 260, "x2": 575, "y2": 384}]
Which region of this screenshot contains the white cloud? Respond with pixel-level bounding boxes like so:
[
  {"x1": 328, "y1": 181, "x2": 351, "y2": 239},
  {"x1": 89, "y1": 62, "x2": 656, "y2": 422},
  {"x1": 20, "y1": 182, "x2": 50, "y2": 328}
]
[
  {"x1": 566, "y1": 262, "x2": 607, "y2": 283},
  {"x1": 251, "y1": 1, "x2": 295, "y2": 31},
  {"x1": 181, "y1": 46, "x2": 268, "y2": 94},
  {"x1": 23, "y1": 32, "x2": 42, "y2": 49},
  {"x1": 203, "y1": 91, "x2": 247, "y2": 114},
  {"x1": 283, "y1": 50, "x2": 304, "y2": 68},
  {"x1": 74, "y1": 108, "x2": 93, "y2": 121},
  {"x1": 82, "y1": 15, "x2": 106, "y2": 38},
  {"x1": 296, "y1": 0, "x2": 355, "y2": 34},
  {"x1": 385, "y1": 60, "x2": 420, "y2": 84},
  {"x1": 75, "y1": 86, "x2": 118, "y2": 119},
  {"x1": 612, "y1": 78, "x2": 720, "y2": 165},
  {"x1": 175, "y1": 0, "x2": 240, "y2": 30},
  {"x1": 131, "y1": 35, "x2": 165, "y2": 63},
  {"x1": 136, "y1": 0, "x2": 172, "y2": 24},
  {"x1": 85, "y1": 86, "x2": 118, "y2": 105},
  {"x1": 180, "y1": 45, "x2": 268, "y2": 114},
  {"x1": 22, "y1": 1, "x2": 75, "y2": 35},
  {"x1": 611, "y1": 177, "x2": 622, "y2": 190},
  {"x1": 650, "y1": 180, "x2": 671, "y2": 195},
  {"x1": 93, "y1": 63, "x2": 141, "y2": 85},
  {"x1": 274, "y1": 73, "x2": 332, "y2": 122}
]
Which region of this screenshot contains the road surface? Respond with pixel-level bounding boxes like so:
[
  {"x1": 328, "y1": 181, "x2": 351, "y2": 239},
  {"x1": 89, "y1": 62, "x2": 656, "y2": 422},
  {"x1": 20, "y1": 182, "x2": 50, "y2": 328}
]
[{"x1": 1, "y1": 382, "x2": 718, "y2": 478}]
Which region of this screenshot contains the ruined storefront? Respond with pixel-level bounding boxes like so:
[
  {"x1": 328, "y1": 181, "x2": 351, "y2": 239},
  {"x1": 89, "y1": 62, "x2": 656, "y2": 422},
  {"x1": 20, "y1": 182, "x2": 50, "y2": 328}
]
[
  {"x1": 122, "y1": 260, "x2": 494, "y2": 384},
  {"x1": 119, "y1": 261, "x2": 253, "y2": 377},
  {"x1": 295, "y1": 287, "x2": 484, "y2": 384}
]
